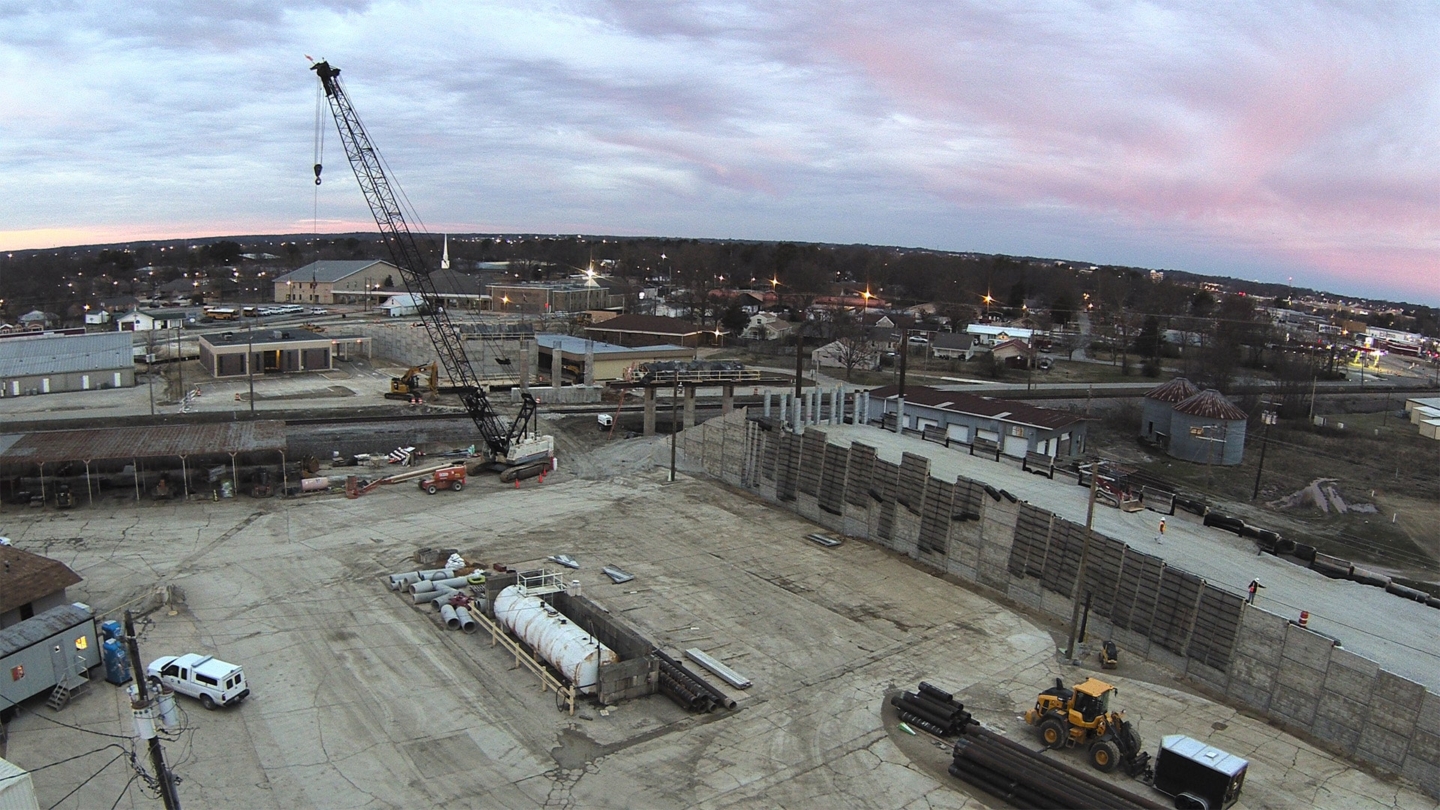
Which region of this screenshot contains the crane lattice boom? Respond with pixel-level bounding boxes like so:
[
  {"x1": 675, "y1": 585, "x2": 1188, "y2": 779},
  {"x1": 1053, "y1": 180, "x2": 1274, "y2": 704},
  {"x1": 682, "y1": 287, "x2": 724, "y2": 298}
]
[{"x1": 311, "y1": 60, "x2": 539, "y2": 461}]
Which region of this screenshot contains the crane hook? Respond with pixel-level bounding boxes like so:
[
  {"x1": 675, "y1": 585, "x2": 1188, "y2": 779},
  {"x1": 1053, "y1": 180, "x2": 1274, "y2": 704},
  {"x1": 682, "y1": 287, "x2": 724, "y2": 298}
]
[{"x1": 314, "y1": 163, "x2": 323, "y2": 185}]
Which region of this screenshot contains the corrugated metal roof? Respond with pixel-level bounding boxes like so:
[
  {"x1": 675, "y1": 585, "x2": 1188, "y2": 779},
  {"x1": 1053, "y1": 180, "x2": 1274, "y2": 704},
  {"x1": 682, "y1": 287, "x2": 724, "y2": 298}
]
[
  {"x1": 1144, "y1": 377, "x2": 1199, "y2": 403},
  {"x1": 273, "y1": 260, "x2": 393, "y2": 284},
  {"x1": 869, "y1": 385, "x2": 1085, "y2": 430},
  {"x1": 0, "y1": 421, "x2": 287, "y2": 465},
  {"x1": 0, "y1": 603, "x2": 93, "y2": 659},
  {"x1": 0, "y1": 332, "x2": 133, "y2": 377},
  {"x1": 1172, "y1": 389, "x2": 1248, "y2": 421}
]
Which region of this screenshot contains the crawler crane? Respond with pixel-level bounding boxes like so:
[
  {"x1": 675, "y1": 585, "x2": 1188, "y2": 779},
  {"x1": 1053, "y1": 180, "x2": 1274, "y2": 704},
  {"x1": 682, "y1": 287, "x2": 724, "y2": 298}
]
[{"x1": 311, "y1": 59, "x2": 553, "y2": 474}]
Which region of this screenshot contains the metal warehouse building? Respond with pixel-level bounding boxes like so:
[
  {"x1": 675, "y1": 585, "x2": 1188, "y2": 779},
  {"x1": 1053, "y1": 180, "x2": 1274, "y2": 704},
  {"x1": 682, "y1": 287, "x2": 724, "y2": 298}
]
[
  {"x1": 867, "y1": 385, "x2": 1087, "y2": 459},
  {"x1": 1167, "y1": 389, "x2": 1248, "y2": 465},
  {"x1": 0, "y1": 332, "x2": 135, "y2": 397}
]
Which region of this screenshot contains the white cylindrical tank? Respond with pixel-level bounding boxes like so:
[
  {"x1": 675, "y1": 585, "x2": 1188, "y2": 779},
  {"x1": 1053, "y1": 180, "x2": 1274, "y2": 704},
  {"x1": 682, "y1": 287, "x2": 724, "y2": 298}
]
[{"x1": 493, "y1": 586, "x2": 617, "y2": 695}]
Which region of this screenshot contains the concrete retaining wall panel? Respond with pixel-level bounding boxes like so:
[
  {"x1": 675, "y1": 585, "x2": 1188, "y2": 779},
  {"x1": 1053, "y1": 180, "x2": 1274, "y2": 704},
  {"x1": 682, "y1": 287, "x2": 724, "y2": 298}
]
[
  {"x1": 1281, "y1": 622, "x2": 1336, "y2": 674},
  {"x1": 1420, "y1": 691, "x2": 1440, "y2": 732},
  {"x1": 1368, "y1": 673, "x2": 1424, "y2": 739},
  {"x1": 1275, "y1": 657, "x2": 1326, "y2": 700},
  {"x1": 1357, "y1": 723, "x2": 1411, "y2": 770},
  {"x1": 1269, "y1": 684, "x2": 1318, "y2": 728},
  {"x1": 1007, "y1": 581, "x2": 1043, "y2": 611},
  {"x1": 795, "y1": 492, "x2": 820, "y2": 523},
  {"x1": 947, "y1": 519, "x2": 983, "y2": 572},
  {"x1": 1233, "y1": 609, "x2": 1287, "y2": 666},
  {"x1": 1312, "y1": 692, "x2": 1368, "y2": 751},
  {"x1": 841, "y1": 507, "x2": 869, "y2": 540},
  {"x1": 1402, "y1": 751, "x2": 1440, "y2": 801},
  {"x1": 945, "y1": 559, "x2": 978, "y2": 581},
  {"x1": 1323, "y1": 648, "x2": 1380, "y2": 704},
  {"x1": 1184, "y1": 660, "x2": 1229, "y2": 693},
  {"x1": 1147, "y1": 645, "x2": 1188, "y2": 676},
  {"x1": 1375, "y1": 671, "x2": 1427, "y2": 710},
  {"x1": 1226, "y1": 654, "x2": 1277, "y2": 711},
  {"x1": 1039, "y1": 589, "x2": 1074, "y2": 622}
]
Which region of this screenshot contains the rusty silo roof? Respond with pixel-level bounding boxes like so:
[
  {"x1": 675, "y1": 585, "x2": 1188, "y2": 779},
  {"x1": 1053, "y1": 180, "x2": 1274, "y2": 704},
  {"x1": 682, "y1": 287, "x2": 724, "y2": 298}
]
[
  {"x1": 1144, "y1": 377, "x2": 1200, "y2": 403},
  {"x1": 1172, "y1": 389, "x2": 1248, "y2": 421}
]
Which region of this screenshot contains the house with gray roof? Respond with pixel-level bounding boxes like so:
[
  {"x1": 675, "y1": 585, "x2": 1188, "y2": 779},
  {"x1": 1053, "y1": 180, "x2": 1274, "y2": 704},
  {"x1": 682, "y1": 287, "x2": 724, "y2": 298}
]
[{"x1": 272, "y1": 260, "x2": 399, "y2": 306}]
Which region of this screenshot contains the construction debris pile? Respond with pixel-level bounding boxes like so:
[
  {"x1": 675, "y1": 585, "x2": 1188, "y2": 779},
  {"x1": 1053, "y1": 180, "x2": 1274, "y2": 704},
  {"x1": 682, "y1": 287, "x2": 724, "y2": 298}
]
[
  {"x1": 889, "y1": 682, "x2": 974, "y2": 737},
  {"x1": 1268, "y1": 478, "x2": 1378, "y2": 514}
]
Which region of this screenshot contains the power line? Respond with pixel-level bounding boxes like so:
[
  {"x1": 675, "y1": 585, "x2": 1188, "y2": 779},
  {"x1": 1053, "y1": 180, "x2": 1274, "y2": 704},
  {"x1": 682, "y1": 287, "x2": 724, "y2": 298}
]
[
  {"x1": 44, "y1": 750, "x2": 126, "y2": 810},
  {"x1": 0, "y1": 745, "x2": 128, "y2": 785}
]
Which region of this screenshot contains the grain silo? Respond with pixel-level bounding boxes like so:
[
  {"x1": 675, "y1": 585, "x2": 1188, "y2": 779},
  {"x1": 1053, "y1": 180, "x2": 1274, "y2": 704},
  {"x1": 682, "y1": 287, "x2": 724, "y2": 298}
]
[
  {"x1": 1168, "y1": 390, "x2": 1248, "y2": 465},
  {"x1": 1141, "y1": 377, "x2": 1199, "y2": 445}
]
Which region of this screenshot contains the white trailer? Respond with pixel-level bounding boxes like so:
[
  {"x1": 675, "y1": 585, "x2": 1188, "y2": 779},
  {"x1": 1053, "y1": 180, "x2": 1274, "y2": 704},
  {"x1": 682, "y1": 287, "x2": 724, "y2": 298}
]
[{"x1": 0, "y1": 604, "x2": 99, "y2": 720}]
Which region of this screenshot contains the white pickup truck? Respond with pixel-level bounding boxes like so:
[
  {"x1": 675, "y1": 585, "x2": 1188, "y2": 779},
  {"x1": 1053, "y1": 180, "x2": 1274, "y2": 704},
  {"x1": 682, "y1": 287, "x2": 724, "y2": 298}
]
[{"x1": 147, "y1": 654, "x2": 249, "y2": 709}]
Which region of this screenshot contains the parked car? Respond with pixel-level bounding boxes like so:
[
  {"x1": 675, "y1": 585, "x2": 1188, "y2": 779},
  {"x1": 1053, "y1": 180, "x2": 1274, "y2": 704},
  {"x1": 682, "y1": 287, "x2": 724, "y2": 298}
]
[
  {"x1": 309, "y1": 307, "x2": 329, "y2": 315},
  {"x1": 147, "y1": 654, "x2": 249, "y2": 709}
]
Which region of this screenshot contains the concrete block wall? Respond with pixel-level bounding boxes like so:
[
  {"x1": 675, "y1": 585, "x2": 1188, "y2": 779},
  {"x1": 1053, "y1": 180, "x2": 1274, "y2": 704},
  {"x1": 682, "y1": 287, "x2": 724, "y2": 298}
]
[{"x1": 670, "y1": 414, "x2": 1440, "y2": 798}]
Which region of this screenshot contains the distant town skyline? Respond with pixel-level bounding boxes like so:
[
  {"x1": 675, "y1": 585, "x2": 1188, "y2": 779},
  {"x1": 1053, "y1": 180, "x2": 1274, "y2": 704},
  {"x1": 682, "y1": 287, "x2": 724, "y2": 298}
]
[{"x1": 3, "y1": 2, "x2": 1438, "y2": 307}]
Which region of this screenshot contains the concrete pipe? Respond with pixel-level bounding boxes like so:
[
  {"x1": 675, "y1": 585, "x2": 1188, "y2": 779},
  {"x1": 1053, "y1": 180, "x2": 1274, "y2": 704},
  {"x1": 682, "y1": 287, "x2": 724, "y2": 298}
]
[
  {"x1": 412, "y1": 589, "x2": 444, "y2": 605},
  {"x1": 440, "y1": 604, "x2": 461, "y2": 630},
  {"x1": 389, "y1": 571, "x2": 421, "y2": 590},
  {"x1": 409, "y1": 580, "x2": 438, "y2": 595},
  {"x1": 457, "y1": 608, "x2": 478, "y2": 634},
  {"x1": 429, "y1": 588, "x2": 459, "y2": 609},
  {"x1": 422, "y1": 568, "x2": 457, "y2": 581},
  {"x1": 431, "y1": 576, "x2": 471, "y2": 590}
]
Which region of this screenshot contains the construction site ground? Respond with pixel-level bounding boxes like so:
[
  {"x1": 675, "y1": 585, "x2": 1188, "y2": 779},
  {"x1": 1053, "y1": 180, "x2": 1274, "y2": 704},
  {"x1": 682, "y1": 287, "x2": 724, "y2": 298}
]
[{"x1": 1, "y1": 417, "x2": 1436, "y2": 809}]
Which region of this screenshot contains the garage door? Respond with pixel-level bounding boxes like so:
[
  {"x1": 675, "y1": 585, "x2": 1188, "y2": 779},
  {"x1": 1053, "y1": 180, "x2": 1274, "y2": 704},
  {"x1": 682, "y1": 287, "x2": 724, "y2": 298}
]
[
  {"x1": 946, "y1": 424, "x2": 970, "y2": 444},
  {"x1": 1002, "y1": 434, "x2": 1028, "y2": 458}
]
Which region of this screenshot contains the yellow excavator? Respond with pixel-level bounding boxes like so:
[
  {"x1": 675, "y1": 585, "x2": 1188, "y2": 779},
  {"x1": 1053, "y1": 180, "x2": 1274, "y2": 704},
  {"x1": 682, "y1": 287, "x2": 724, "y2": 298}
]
[
  {"x1": 386, "y1": 363, "x2": 438, "y2": 401},
  {"x1": 1025, "y1": 677, "x2": 1149, "y2": 776}
]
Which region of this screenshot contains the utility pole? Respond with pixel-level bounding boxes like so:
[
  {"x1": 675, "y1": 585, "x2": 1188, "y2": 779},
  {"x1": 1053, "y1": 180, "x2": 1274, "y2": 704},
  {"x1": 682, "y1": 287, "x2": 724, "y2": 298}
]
[
  {"x1": 793, "y1": 324, "x2": 804, "y2": 402},
  {"x1": 669, "y1": 371, "x2": 679, "y2": 483},
  {"x1": 1251, "y1": 408, "x2": 1276, "y2": 501},
  {"x1": 1065, "y1": 466, "x2": 1101, "y2": 661},
  {"x1": 247, "y1": 318, "x2": 256, "y2": 418},
  {"x1": 897, "y1": 329, "x2": 909, "y2": 397},
  {"x1": 124, "y1": 610, "x2": 182, "y2": 810}
]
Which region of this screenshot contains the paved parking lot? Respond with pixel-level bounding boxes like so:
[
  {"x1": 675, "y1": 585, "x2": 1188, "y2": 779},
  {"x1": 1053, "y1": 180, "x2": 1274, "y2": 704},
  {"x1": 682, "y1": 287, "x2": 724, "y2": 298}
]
[{"x1": 1, "y1": 426, "x2": 1435, "y2": 808}]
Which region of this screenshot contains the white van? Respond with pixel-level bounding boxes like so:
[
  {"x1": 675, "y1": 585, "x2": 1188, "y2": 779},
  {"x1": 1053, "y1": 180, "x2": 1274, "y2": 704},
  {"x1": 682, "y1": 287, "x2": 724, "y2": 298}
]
[{"x1": 147, "y1": 654, "x2": 249, "y2": 709}]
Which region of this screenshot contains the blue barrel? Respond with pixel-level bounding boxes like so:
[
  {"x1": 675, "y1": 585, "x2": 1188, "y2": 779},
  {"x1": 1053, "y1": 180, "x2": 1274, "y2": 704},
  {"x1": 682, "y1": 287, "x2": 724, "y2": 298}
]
[
  {"x1": 100, "y1": 620, "x2": 122, "y2": 642},
  {"x1": 102, "y1": 638, "x2": 131, "y2": 685}
]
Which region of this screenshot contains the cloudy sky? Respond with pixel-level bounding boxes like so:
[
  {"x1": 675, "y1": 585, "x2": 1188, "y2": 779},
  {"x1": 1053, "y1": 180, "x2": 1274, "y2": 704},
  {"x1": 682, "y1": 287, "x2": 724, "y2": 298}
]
[{"x1": 3, "y1": 1, "x2": 1438, "y2": 304}]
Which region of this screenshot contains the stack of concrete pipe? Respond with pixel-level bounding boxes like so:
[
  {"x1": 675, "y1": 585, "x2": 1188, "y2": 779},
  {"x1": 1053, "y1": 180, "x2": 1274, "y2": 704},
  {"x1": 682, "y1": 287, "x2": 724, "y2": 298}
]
[{"x1": 387, "y1": 568, "x2": 482, "y2": 632}]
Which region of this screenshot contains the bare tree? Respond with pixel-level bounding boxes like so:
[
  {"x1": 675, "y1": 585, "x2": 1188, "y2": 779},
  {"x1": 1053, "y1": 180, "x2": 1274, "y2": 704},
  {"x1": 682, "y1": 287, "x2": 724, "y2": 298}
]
[{"x1": 832, "y1": 333, "x2": 878, "y2": 380}]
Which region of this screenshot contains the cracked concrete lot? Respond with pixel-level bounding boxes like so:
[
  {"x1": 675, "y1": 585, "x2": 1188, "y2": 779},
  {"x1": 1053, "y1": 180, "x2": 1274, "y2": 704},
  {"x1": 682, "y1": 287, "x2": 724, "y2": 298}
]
[{"x1": 1, "y1": 429, "x2": 1435, "y2": 809}]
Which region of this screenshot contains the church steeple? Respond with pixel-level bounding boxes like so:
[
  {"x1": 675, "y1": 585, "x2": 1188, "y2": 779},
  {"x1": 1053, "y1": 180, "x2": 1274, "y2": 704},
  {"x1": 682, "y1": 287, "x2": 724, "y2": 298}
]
[{"x1": 441, "y1": 234, "x2": 450, "y2": 270}]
